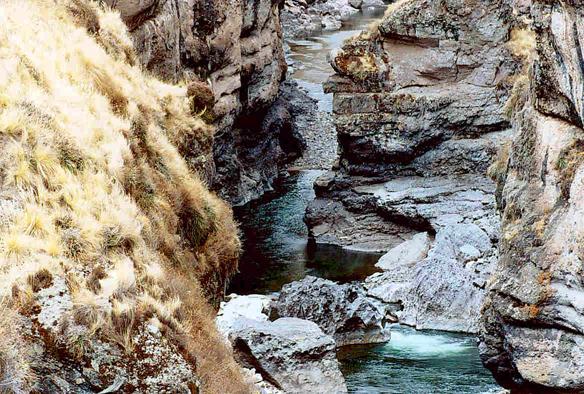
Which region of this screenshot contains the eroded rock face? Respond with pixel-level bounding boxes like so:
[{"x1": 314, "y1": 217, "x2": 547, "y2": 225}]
[
  {"x1": 107, "y1": 0, "x2": 296, "y2": 205},
  {"x1": 275, "y1": 276, "x2": 390, "y2": 346},
  {"x1": 479, "y1": 2, "x2": 584, "y2": 391},
  {"x1": 306, "y1": 0, "x2": 519, "y2": 332},
  {"x1": 230, "y1": 317, "x2": 348, "y2": 393},
  {"x1": 26, "y1": 277, "x2": 199, "y2": 394}
]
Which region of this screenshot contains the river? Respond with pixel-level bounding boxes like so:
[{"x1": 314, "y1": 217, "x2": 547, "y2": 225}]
[{"x1": 229, "y1": 4, "x2": 501, "y2": 393}]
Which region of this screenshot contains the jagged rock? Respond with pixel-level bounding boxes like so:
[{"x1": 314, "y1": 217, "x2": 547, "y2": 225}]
[
  {"x1": 365, "y1": 223, "x2": 497, "y2": 333},
  {"x1": 322, "y1": 14, "x2": 342, "y2": 31},
  {"x1": 275, "y1": 276, "x2": 390, "y2": 346},
  {"x1": 108, "y1": 0, "x2": 294, "y2": 205},
  {"x1": 479, "y1": 1, "x2": 584, "y2": 392},
  {"x1": 25, "y1": 276, "x2": 200, "y2": 393},
  {"x1": 230, "y1": 317, "x2": 348, "y2": 393},
  {"x1": 375, "y1": 232, "x2": 431, "y2": 270},
  {"x1": 305, "y1": 0, "x2": 519, "y2": 334}
]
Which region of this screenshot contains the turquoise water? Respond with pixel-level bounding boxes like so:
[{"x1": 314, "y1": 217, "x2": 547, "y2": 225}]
[
  {"x1": 229, "y1": 170, "x2": 381, "y2": 294},
  {"x1": 339, "y1": 326, "x2": 501, "y2": 394},
  {"x1": 230, "y1": 4, "x2": 501, "y2": 393}
]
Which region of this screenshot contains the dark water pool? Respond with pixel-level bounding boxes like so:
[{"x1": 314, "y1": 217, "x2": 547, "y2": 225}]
[{"x1": 229, "y1": 170, "x2": 381, "y2": 295}]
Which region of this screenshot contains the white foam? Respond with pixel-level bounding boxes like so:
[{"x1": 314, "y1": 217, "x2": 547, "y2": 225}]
[{"x1": 386, "y1": 329, "x2": 472, "y2": 357}]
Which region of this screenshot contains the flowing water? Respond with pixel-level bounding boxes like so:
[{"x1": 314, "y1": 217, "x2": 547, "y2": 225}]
[{"x1": 230, "y1": 4, "x2": 501, "y2": 393}]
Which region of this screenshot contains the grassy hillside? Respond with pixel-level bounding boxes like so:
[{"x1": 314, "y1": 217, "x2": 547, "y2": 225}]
[{"x1": 0, "y1": 0, "x2": 246, "y2": 392}]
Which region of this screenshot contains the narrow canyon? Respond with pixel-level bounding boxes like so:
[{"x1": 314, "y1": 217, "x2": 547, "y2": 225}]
[{"x1": 1, "y1": 0, "x2": 583, "y2": 393}]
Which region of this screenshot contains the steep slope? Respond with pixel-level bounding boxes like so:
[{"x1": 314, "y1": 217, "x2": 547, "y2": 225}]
[
  {"x1": 104, "y1": 0, "x2": 293, "y2": 205},
  {"x1": 0, "y1": 0, "x2": 246, "y2": 392},
  {"x1": 480, "y1": 1, "x2": 584, "y2": 391}
]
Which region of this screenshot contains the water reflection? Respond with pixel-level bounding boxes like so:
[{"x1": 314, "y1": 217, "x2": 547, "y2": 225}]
[{"x1": 229, "y1": 170, "x2": 381, "y2": 295}]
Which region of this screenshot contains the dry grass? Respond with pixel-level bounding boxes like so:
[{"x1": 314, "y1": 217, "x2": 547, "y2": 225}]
[
  {"x1": 507, "y1": 28, "x2": 537, "y2": 61},
  {"x1": 0, "y1": 302, "x2": 34, "y2": 393},
  {"x1": 0, "y1": 0, "x2": 245, "y2": 391},
  {"x1": 555, "y1": 139, "x2": 584, "y2": 200}
]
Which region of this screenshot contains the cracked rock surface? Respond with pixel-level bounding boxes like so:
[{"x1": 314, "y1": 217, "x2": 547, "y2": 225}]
[{"x1": 305, "y1": 0, "x2": 520, "y2": 332}]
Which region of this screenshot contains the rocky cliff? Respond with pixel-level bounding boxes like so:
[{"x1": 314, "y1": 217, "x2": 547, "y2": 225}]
[
  {"x1": 306, "y1": 0, "x2": 522, "y2": 332},
  {"x1": 480, "y1": 1, "x2": 584, "y2": 391},
  {"x1": 0, "y1": 1, "x2": 248, "y2": 392},
  {"x1": 106, "y1": 0, "x2": 297, "y2": 205}
]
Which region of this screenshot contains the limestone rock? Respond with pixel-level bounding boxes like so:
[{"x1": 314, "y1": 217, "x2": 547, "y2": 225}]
[
  {"x1": 276, "y1": 276, "x2": 391, "y2": 346},
  {"x1": 375, "y1": 232, "x2": 431, "y2": 270},
  {"x1": 230, "y1": 317, "x2": 348, "y2": 393},
  {"x1": 216, "y1": 294, "x2": 274, "y2": 338},
  {"x1": 479, "y1": 1, "x2": 584, "y2": 391},
  {"x1": 306, "y1": 0, "x2": 519, "y2": 334}
]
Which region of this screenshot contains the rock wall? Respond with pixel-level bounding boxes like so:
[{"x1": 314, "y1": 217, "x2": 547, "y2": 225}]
[
  {"x1": 480, "y1": 1, "x2": 584, "y2": 391},
  {"x1": 106, "y1": 0, "x2": 294, "y2": 205},
  {"x1": 306, "y1": 0, "x2": 521, "y2": 332}
]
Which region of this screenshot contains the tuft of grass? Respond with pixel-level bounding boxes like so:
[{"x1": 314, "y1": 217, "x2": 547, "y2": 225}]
[
  {"x1": 555, "y1": 139, "x2": 584, "y2": 200},
  {"x1": 0, "y1": 0, "x2": 244, "y2": 391},
  {"x1": 507, "y1": 28, "x2": 537, "y2": 61}
]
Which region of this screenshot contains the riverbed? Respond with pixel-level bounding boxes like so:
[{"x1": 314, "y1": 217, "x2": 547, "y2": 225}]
[{"x1": 229, "y1": 4, "x2": 501, "y2": 393}]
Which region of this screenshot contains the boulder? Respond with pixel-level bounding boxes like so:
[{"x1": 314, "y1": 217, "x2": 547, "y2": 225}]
[
  {"x1": 366, "y1": 223, "x2": 497, "y2": 333},
  {"x1": 321, "y1": 15, "x2": 342, "y2": 31},
  {"x1": 375, "y1": 232, "x2": 431, "y2": 270},
  {"x1": 216, "y1": 294, "x2": 274, "y2": 338},
  {"x1": 230, "y1": 317, "x2": 348, "y2": 393},
  {"x1": 276, "y1": 276, "x2": 390, "y2": 346}
]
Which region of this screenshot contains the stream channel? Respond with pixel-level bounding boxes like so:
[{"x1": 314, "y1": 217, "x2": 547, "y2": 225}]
[{"x1": 229, "y1": 4, "x2": 501, "y2": 393}]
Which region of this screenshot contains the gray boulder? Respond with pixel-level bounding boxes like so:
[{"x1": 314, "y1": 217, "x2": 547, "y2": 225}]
[
  {"x1": 366, "y1": 223, "x2": 497, "y2": 333},
  {"x1": 276, "y1": 276, "x2": 390, "y2": 346},
  {"x1": 375, "y1": 232, "x2": 431, "y2": 271},
  {"x1": 230, "y1": 317, "x2": 348, "y2": 393}
]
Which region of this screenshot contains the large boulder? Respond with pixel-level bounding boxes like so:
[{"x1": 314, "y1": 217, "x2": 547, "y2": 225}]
[
  {"x1": 216, "y1": 294, "x2": 274, "y2": 338},
  {"x1": 230, "y1": 317, "x2": 348, "y2": 393},
  {"x1": 366, "y1": 223, "x2": 497, "y2": 333},
  {"x1": 375, "y1": 232, "x2": 431, "y2": 270},
  {"x1": 275, "y1": 276, "x2": 390, "y2": 346}
]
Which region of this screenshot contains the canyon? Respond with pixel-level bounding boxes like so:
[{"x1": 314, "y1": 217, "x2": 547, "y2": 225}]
[{"x1": 1, "y1": 0, "x2": 583, "y2": 393}]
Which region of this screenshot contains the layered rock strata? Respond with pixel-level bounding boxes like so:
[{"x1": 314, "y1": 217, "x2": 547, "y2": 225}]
[
  {"x1": 306, "y1": 0, "x2": 521, "y2": 331},
  {"x1": 480, "y1": 1, "x2": 584, "y2": 391},
  {"x1": 107, "y1": 0, "x2": 301, "y2": 205}
]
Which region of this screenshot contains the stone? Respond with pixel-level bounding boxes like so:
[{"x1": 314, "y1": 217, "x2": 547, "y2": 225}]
[
  {"x1": 365, "y1": 223, "x2": 497, "y2": 333},
  {"x1": 321, "y1": 15, "x2": 342, "y2": 31},
  {"x1": 276, "y1": 276, "x2": 390, "y2": 346},
  {"x1": 108, "y1": 0, "x2": 292, "y2": 205},
  {"x1": 479, "y1": 1, "x2": 584, "y2": 391},
  {"x1": 230, "y1": 317, "x2": 348, "y2": 393},
  {"x1": 216, "y1": 294, "x2": 274, "y2": 338},
  {"x1": 348, "y1": 0, "x2": 363, "y2": 9},
  {"x1": 375, "y1": 232, "x2": 431, "y2": 270}
]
